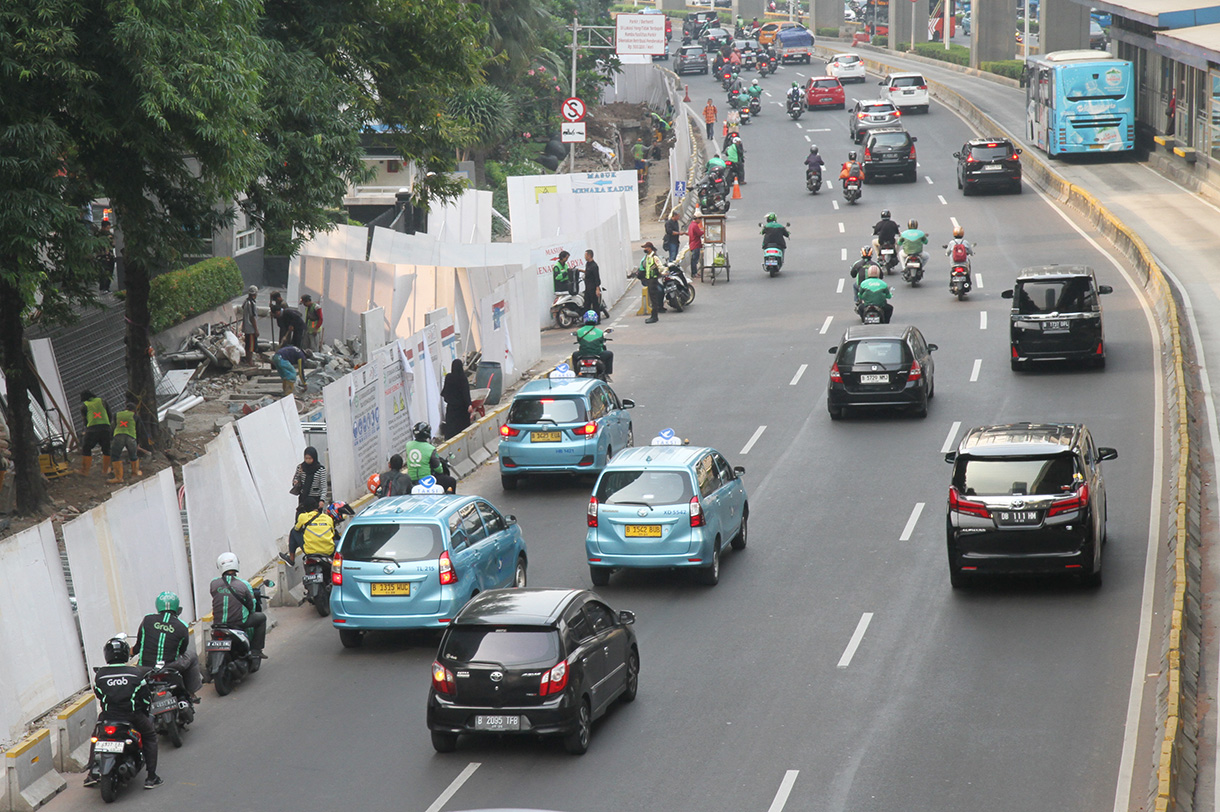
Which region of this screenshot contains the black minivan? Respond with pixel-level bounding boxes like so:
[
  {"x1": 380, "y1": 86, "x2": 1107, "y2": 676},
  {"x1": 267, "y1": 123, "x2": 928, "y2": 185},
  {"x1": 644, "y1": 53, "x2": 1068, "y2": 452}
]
[{"x1": 1002, "y1": 266, "x2": 1112, "y2": 370}]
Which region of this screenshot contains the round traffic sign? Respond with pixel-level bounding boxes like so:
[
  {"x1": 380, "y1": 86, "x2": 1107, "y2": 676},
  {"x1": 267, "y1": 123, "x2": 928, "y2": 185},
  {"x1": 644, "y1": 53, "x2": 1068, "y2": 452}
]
[{"x1": 561, "y1": 97, "x2": 587, "y2": 123}]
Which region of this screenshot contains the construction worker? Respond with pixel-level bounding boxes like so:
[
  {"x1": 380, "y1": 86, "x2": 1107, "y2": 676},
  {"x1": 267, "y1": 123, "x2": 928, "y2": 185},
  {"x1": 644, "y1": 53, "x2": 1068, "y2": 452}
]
[
  {"x1": 108, "y1": 396, "x2": 144, "y2": 484},
  {"x1": 79, "y1": 390, "x2": 112, "y2": 477}
]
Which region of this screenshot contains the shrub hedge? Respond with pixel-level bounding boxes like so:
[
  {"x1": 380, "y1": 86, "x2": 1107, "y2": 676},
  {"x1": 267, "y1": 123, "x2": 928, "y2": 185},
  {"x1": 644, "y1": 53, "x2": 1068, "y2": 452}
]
[
  {"x1": 817, "y1": 27, "x2": 840, "y2": 37},
  {"x1": 149, "y1": 256, "x2": 244, "y2": 334},
  {"x1": 981, "y1": 59, "x2": 1024, "y2": 80},
  {"x1": 911, "y1": 42, "x2": 970, "y2": 65},
  {"x1": 873, "y1": 35, "x2": 887, "y2": 46}
]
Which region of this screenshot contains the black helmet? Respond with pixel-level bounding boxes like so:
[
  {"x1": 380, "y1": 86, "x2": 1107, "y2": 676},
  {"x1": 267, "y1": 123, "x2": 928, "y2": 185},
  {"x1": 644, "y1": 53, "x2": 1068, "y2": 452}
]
[
  {"x1": 412, "y1": 422, "x2": 432, "y2": 442},
  {"x1": 809, "y1": 145, "x2": 819, "y2": 155},
  {"x1": 103, "y1": 636, "x2": 130, "y2": 665},
  {"x1": 908, "y1": 219, "x2": 918, "y2": 229},
  {"x1": 880, "y1": 209, "x2": 891, "y2": 220},
  {"x1": 848, "y1": 150, "x2": 857, "y2": 161}
]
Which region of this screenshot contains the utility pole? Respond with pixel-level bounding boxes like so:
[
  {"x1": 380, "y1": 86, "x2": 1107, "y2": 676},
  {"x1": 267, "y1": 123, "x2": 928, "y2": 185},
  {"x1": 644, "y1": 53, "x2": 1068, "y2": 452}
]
[
  {"x1": 1022, "y1": 2, "x2": 1030, "y2": 59},
  {"x1": 944, "y1": 0, "x2": 950, "y2": 50},
  {"x1": 570, "y1": 14, "x2": 579, "y2": 174},
  {"x1": 910, "y1": 0, "x2": 916, "y2": 51}
]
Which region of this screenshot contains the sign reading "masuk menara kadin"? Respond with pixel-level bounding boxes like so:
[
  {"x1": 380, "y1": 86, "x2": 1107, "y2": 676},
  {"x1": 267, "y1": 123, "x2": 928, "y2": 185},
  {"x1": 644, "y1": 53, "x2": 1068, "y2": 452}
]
[{"x1": 615, "y1": 14, "x2": 666, "y2": 55}]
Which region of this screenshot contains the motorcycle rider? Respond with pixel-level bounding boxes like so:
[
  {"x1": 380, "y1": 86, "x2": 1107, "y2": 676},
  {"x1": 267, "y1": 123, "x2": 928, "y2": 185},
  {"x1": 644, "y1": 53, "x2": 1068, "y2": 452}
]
[
  {"x1": 839, "y1": 150, "x2": 863, "y2": 190},
  {"x1": 849, "y1": 246, "x2": 880, "y2": 304},
  {"x1": 573, "y1": 311, "x2": 614, "y2": 379},
  {"x1": 281, "y1": 497, "x2": 334, "y2": 567},
  {"x1": 857, "y1": 266, "x2": 894, "y2": 323},
  {"x1": 871, "y1": 209, "x2": 902, "y2": 260},
  {"x1": 210, "y1": 552, "x2": 268, "y2": 661},
  {"x1": 945, "y1": 225, "x2": 974, "y2": 273},
  {"x1": 804, "y1": 145, "x2": 825, "y2": 185},
  {"x1": 761, "y1": 213, "x2": 789, "y2": 270},
  {"x1": 404, "y1": 422, "x2": 458, "y2": 493},
  {"x1": 85, "y1": 636, "x2": 161, "y2": 790},
  {"x1": 746, "y1": 78, "x2": 764, "y2": 108},
  {"x1": 131, "y1": 591, "x2": 200, "y2": 704},
  {"x1": 786, "y1": 81, "x2": 803, "y2": 110},
  {"x1": 899, "y1": 218, "x2": 930, "y2": 270},
  {"x1": 725, "y1": 138, "x2": 743, "y2": 186},
  {"x1": 552, "y1": 251, "x2": 577, "y2": 297}
]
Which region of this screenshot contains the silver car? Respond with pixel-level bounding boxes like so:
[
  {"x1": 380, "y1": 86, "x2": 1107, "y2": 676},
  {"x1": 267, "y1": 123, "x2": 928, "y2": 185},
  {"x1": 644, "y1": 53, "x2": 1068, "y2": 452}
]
[{"x1": 849, "y1": 99, "x2": 900, "y2": 143}]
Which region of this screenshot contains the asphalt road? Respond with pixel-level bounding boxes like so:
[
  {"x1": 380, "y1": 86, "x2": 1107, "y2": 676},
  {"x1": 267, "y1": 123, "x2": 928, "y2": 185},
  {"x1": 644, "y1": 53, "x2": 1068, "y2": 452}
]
[{"x1": 50, "y1": 58, "x2": 1163, "y2": 812}]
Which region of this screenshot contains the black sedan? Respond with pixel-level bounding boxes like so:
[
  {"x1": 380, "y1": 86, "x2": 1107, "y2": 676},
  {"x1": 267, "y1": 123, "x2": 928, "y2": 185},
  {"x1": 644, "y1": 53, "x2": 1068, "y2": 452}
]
[
  {"x1": 827, "y1": 324, "x2": 936, "y2": 419},
  {"x1": 954, "y1": 138, "x2": 1022, "y2": 194},
  {"x1": 427, "y1": 588, "x2": 638, "y2": 755}
]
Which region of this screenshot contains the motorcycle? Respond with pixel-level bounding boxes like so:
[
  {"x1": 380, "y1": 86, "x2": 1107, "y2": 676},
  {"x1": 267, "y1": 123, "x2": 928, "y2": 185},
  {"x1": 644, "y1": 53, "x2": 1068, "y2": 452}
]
[
  {"x1": 749, "y1": 95, "x2": 761, "y2": 116},
  {"x1": 739, "y1": 104, "x2": 751, "y2": 125},
  {"x1": 550, "y1": 289, "x2": 585, "y2": 329},
  {"x1": 878, "y1": 241, "x2": 898, "y2": 273},
  {"x1": 805, "y1": 167, "x2": 822, "y2": 194},
  {"x1": 571, "y1": 329, "x2": 613, "y2": 381},
  {"x1": 721, "y1": 67, "x2": 739, "y2": 91},
  {"x1": 728, "y1": 89, "x2": 745, "y2": 109},
  {"x1": 698, "y1": 172, "x2": 731, "y2": 213},
  {"x1": 88, "y1": 719, "x2": 145, "y2": 803},
  {"x1": 901, "y1": 252, "x2": 924, "y2": 285},
  {"x1": 662, "y1": 262, "x2": 696, "y2": 309},
  {"x1": 787, "y1": 96, "x2": 803, "y2": 120},
  {"x1": 303, "y1": 553, "x2": 333, "y2": 616},
  {"x1": 859, "y1": 303, "x2": 885, "y2": 324},
  {"x1": 944, "y1": 242, "x2": 973, "y2": 300},
  {"x1": 206, "y1": 582, "x2": 271, "y2": 697},
  {"x1": 842, "y1": 176, "x2": 862, "y2": 204},
  {"x1": 763, "y1": 246, "x2": 784, "y2": 276},
  {"x1": 147, "y1": 662, "x2": 195, "y2": 748},
  {"x1": 757, "y1": 58, "x2": 772, "y2": 77}
]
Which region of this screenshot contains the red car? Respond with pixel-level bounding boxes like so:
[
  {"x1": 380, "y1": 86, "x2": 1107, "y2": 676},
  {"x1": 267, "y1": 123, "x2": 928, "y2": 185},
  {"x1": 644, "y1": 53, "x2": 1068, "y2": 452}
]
[{"x1": 805, "y1": 76, "x2": 845, "y2": 110}]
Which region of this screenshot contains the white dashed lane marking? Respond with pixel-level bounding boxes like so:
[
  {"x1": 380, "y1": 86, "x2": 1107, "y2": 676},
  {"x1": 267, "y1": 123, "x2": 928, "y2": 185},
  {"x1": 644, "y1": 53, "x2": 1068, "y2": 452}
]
[
  {"x1": 899, "y1": 502, "x2": 925, "y2": 541},
  {"x1": 819, "y1": 316, "x2": 833, "y2": 334},
  {"x1": 789, "y1": 364, "x2": 808, "y2": 386},
  {"x1": 940, "y1": 421, "x2": 962, "y2": 454},
  {"x1": 970, "y1": 359, "x2": 982, "y2": 382},
  {"x1": 837, "y1": 613, "x2": 875, "y2": 668}
]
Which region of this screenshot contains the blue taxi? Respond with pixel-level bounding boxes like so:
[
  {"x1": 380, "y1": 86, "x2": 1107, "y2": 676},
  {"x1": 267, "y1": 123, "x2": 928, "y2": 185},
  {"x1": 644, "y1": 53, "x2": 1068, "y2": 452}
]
[
  {"x1": 498, "y1": 375, "x2": 635, "y2": 490},
  {"x1": 330, "y1": 494, "x2": 527, "y2": 647},
  {"x1": 585, "y1": 434, "x2": 748, "y2": 586}
]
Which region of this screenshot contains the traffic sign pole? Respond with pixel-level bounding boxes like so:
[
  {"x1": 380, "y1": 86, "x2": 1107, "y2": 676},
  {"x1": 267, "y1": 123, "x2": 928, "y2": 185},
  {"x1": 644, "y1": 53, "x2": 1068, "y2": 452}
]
[{"x1": 570, "y1": 15, "x2": 579, "y2": 173}]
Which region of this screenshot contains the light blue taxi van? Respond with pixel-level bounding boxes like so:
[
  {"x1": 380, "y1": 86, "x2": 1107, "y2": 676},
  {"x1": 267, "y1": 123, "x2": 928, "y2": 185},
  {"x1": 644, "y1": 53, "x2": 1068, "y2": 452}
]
[
  {"x1": 498, "y1": 376, "x2": 635, "y2": 490},
  {"x1": 585, "y1": 435, "x2": 748, "y2": 587},
  {"x1": 330, "y1": 494, "x2": 527, "y2": 648}
]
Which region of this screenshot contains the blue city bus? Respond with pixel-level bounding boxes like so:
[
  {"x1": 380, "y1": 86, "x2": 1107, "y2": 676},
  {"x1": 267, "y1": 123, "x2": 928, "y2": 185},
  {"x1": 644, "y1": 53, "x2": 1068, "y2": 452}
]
[{"x1": 1026, "y1": 50, "x2": 1134, "y2": 156}]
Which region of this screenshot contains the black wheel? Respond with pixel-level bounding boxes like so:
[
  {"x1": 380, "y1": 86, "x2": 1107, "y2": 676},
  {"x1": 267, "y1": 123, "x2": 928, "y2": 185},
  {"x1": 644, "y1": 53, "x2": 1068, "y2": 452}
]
[
  {"x1": 828, "y1": 404, "x2": 844, "y2": 420},
  {"x1": 564, "y1": 700, "x2": 592, "y2": 754},
  {"x1": 431, "y1": 730, "x2": 458, "y2": 753},
  {"x1": 590, "y1": 566, "x2": 611, "y2": 587},
  {"x1": 249, "y1": 654, "x2": 262, "y2": 673},
  {"x1": 913, "y1": 393, "x2": 928, "y2": 418},
  {"x1": 906, "y1": 168, "x2": 918, "y2": 183},
  {"x1": 927, "y1": 376, "x2": 935, "y2": 399},
  {"x1": 501, "y1": 474, "x2": 518, "y2": 491},
  {"x1": 313, "y1": 589, "x2": 330, "y2": 617},
  {"x1": 339, "y1": 628, "x2": 364, "y2": 649},
  {"x1": 1093, "y1": 356, "x2": 1107, "y2": 369},
  {"x1": 670, "y1": 296, "x2": 684, "y2": 313},
  {"x1": 962, "y1": 182, "x2": 972, "y2": 196},
  {"x1": 949, "y1": 567, "x2": 967, "y2": 588},
  {"x1": 696, "y1": 542, "x2": 721, "y2": 585},
  {"x1": 99, "y1": 774, "x2": 118, "y2": 804},
  {"x1": 957, "y1": 291, "x2": 967, "y2": 301},
  {"x1": 1082, "y1": 564, "x2": 1102, "y2": 588},
  {"x1": 213, "y1": 666, "x2": 232, "y2": 696},
  {"x1": 956, "y1": 172, "x2": 962, "y2": 189},
  {"x1": 680, "y1": 284, "x2": 696, "y2": 306},
  {"x1": 622, "y1": 651, "x2": 639, "y2": 702},
  {"x1": 1010, "y1": 358, "x2": 1026, "y2": 372},
  {"x1": 513, "y1": 556, "x2": 527, "y2": 588},
  {"x1": 557, "y1": 309, "x2": 580, "y2": 329},
  {"x1": 166, "y1": 717, "x2": 183, "y2": 748},
  {"x1": 1013, "y1": 181, "x2": 1023, "y2": 194},
  {"x1": 731, "y1": 509, "x2": 748, "y2": 550}
]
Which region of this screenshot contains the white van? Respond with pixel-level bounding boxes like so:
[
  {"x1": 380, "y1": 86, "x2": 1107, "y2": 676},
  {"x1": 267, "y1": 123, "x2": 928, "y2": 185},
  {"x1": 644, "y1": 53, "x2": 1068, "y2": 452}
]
[{"x1": 880, "y1": 71, "x2": 930, "y2": 114}]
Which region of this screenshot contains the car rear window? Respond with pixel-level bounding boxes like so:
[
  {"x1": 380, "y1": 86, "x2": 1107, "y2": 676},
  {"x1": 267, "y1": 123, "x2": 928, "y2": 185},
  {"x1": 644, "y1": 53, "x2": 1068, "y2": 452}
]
[
  {"x1": 953, "y1": 455, "x2": 1080, "y2": 497},
  {"x1": 864, "y1": 103, "x2": 897, "y2": 114},
  {"x1": 681, "y1": 47, "x2": 705, "y2": 56},
  {"x1": 339, "y1": 523, "x2": 443, "y2": 562},
  {"x1": 838, "y1": 55, "x2": 861, "y2": 65},
  {"x1": 812, "y1": 78, "x2": 839, "y2": 88},
  {"x1": 596, "y1": 469, "x2": 695, "y2": 506},
  {"x1": 508, "y1": 396, "x2": 587, "y2": 424},
  {"x1": 1013, "y1": 278, "x2": 1097, "y2": 315},
  {"x1": 891, "y1": 76, "x2": 925, "y2": 87},
  {"x1": 870, "y1": 131, "x2": 910, "y2": 147},
  {"x1": 440, "y1": 627, "x2": 561, "y2": 667},
  {"x1": 969, "y1": 145, "x2": 1012, "y2": 160},
  {"x1": 840, "y1": 339, "x2": 911, "y2": 366}
]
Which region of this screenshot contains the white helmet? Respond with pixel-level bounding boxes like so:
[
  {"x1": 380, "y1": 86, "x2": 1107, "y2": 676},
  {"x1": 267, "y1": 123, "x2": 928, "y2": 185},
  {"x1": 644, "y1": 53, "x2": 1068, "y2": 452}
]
[{"x1": 216, "y1": 551, "x2": 240, "y2": 574}]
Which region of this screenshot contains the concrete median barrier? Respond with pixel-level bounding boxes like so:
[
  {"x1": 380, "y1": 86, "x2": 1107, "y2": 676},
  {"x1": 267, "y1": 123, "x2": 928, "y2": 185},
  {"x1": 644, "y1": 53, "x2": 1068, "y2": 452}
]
[
  {"x1": 51, "y1": 695, "x2": 96, "y2": 773},
  {"x1": 2, "y1": 729, "x2": 65, "y2": 812},
  {"x1": 273, "y1": 555, "x2": 306, "y2": 608}
]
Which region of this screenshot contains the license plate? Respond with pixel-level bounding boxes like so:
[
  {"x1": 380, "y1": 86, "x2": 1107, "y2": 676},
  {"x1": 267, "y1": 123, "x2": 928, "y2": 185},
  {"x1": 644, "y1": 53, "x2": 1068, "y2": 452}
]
[
  {"x1": 859, "y1": 374, "x2": 889, "y2": 384},
  {"x1": 531, "y1": 431, "x2": 561, "y2": 442},
  {"x1": 371, "y1": 582, "x2": 411, "y2": 596},
  {"x1": 475, "y1": 714, "x2": 521, "y2": 731},
  {"x1": 882, "y1": 249, "x2": 894, "y2": 256},
  {"x1": 625, "y1": 525, "x2": 663, "y2": 538},
  {"x1": 93, "y1": 740, "x2": 125, "y2": 753},
  {"x1": 1043, "y1": 320, "x2": 1072, "y2": 332},
  {"x1": 982, "y1": 164, "x2": 1003, "y2": 170},
  {"x1": 151, "y1": 696, "x2": 177, "y2": 714},
  {"x1": 303, "y1": 572, "x2": 324, "y2": 583},
  {"x1": 206, "y1": 639, "x2": 232, "y2": 651},
  {"x1": 902, "y1": 89, "x2": 914, "y2": 94},
  {"x1": 997, "y1": 511, "x2": 1040, "y2": 524}
]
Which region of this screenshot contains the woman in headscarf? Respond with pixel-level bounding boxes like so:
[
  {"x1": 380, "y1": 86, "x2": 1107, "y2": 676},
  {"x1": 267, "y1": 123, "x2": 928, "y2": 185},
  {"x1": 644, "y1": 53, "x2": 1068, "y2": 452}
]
[
  {"x1": 441, "y1": 359, "x2": 473, "y2": 439},
  {"x1": 291, "y1": 446, "x2": 329, "y2": 513}
]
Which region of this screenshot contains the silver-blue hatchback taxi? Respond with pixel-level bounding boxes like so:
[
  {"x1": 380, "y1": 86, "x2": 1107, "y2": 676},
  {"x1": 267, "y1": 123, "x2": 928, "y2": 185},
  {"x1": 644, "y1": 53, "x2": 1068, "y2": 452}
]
[
  {"x1": 585, "y1": 436, "x2": 748, "y2": 586},
  {"x1": 330, "y1": 495, "x2": 527, "y2": 648},
  {"x1": 498, "y1": 376, "x2": 635, "y2": 490}
]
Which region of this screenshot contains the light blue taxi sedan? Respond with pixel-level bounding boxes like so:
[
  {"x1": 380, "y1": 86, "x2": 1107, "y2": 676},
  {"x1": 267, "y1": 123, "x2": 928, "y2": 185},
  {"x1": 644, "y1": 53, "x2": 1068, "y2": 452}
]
[
  {"x1": 330, "y1": 495, "x2": 527, "y2": 648},
  {"x1": 585, "y1": 438, "x2": 747, "y2": 587},
  {"x1": 498, "y1": 377, "x2": 635, "y2": 490}
]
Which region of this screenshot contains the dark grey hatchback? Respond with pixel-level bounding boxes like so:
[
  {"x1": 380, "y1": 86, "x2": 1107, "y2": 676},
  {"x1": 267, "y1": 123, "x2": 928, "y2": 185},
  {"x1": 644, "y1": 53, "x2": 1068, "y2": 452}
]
[
  {"x1": 827, "y1": 324, "x2": 937, "y2": 419},
  {"x1": 1002, "y1": 265, "x2": 1112, "y2": 370},
  {"x1": 427, "y1": 588, "x2": 638, "y2": 755}
]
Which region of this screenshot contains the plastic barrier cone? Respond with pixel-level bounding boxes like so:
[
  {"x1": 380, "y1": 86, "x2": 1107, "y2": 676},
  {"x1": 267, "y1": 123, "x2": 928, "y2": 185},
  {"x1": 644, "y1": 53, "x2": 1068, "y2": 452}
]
[
  {"x1": 731, "y1": 177, "x2": 742, "y2": 199},
  {"x1": 683, "y1": 84, "x2": 691, "y2": 103}
]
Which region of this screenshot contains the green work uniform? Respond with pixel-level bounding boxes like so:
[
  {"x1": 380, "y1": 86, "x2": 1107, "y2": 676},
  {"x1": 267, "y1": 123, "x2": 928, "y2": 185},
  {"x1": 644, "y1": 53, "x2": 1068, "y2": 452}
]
[
  {"x1": 632, "y1": 142, "x2": 646, "y2": 161},
  {"x1": 640, "y1": 254, "x2": 661, "y2": 280},
  {"x1": 706, "y1": 156, "x2": 727, "y2": 172},
  {"x1": 576, "y1": 325, "x2": 606, "y2": 354},
  {"x1": 858, "y1": 278, "x2": 893, "y2": 306},
  {"x1": 553, "y1": 261, "x2": 574, "y2": 295},
  {"x1": 899, "y1": 228, "x2": 928, "y2": 256},
  {"x1": 85, "y1": 397, "x2": 110, "y2": 427},
  {"x1": 403, "y1": 440, "x2": 441, "y2": 481},
  {"x1": 747, "y1": 84, "x2": 763, "y2": 98},
  {"x1": 113, "y1": 409, "x2": 137, "y2": 438},
  {"x1": 725, "y1": 143, "x2": 740, "y2": 163}
]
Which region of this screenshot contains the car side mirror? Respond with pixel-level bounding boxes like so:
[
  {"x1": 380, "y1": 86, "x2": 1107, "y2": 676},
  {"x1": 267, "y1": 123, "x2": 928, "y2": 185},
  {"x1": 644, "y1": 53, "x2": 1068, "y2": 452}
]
[
  {"x1": 878, "y1": 79, "x2": 885, "y2": 85},
  {"x1": 1097, "y1": 447, "x2": 1118, "y2": 461},
  {"x1": 944, "y1": 451, "x2": 957, "y2": 463},
  {"x1": 733, "y1": 465, "x2": 746, "y2": 476},
  {"x1": 911, "y1": 136, "x2": 918, "y2": 142},
  {"x1": 506, "y1": 514, "x2": 518, "y2": 526},
  {"x1": 1016, "y1": 148, "x2": 1023, "y2": 155},
  {"x1": 1001, "y1": 289, "x2": 1015, "y2": 299},
  {"x1": 1098, "y1": 285, "x2": 1113, "y2": 294},
  {"x1": 928, "y1": 343, "x2": 938, "y2": 351},
  {"x1": 952, "y1": 152, "x2": 960, "y2": 158},
  {"x1": 618, "y1": 610, "x2": 636, "y2": 625},
  {"x1": 621, "y1": 398, "x2": 636, "y2": 409}
]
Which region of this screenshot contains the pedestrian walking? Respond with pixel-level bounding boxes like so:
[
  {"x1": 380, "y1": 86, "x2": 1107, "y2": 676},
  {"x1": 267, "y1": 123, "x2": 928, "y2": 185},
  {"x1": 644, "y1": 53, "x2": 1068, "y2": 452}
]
[
  {"x1": 441, "y1": 359, "x2": 473, "y2": 439},
  {"x1": 703, "y1": 99, "x2": 717, "y2": 140},
  {"x1": 640, "y1": 243, "x2": 664, "y2": 323},
  {"x1": 108, "y1": 396, "x2": 144, "y2": 484},
  {"x1": 241, "y1": 286, "x2": 259, "y2": 364},
  {"x1": 687, "y1": 216, "x2": 705, "y2": 279},
  {"x1": 300, "y1": 294, "x2": 324, "y2": 351},
  {"x1": 271, "y1": 304, "x2": 306, "y2": 349},
  {"x1": 290, "y1": 446, "x2": 328, "y2": 513},
  {"x1": 79, "y1": 389, "x2": 112, "y2": 476},
  {"x1": 664, "y1": 210, "x2": 682, "y2": 263},
  {"x1": 582, "y1": 250, "x2": 610, "y2": 319}
]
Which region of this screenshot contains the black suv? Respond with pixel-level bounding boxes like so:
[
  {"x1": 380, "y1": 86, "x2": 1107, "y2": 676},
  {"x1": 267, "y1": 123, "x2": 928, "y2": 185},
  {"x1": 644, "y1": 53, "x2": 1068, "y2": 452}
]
[
  {"x1": 945, "y1": 423, "x2": 1116, "y2": 588},
  {"x1": 827, "y1": 324, "x2": 937, "y2": 419},
  {"x1": 954, "y1": 138, "x2": 1022, "y2": 194},
  {"x1": 427, "y1": 588, "x2": 638, "y2": 755},
  {"x1": 863, "y1": 127, "x2": 917, "y2": 182},
  {"x1": 1001, "y1": 265, "x2": 1113, "y2": 370},
  {"x1": 676, "y1": 44, "x2": 709, "y2": 75}
]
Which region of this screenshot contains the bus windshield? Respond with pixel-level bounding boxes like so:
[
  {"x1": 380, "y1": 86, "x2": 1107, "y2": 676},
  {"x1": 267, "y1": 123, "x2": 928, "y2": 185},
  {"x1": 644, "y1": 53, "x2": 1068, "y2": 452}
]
[{"x1": 1059, "y1": 64, "x2": 1130, "y2": 101}]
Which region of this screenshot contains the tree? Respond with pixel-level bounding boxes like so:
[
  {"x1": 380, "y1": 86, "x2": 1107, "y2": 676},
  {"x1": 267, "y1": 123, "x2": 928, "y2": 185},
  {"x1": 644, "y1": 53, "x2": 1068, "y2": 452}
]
[
  {"x1": 448, "y1": 86, "x2": 518, "y2": 187},
  {"x1": 0, "y1": 2, "x2": 106, "y2": 513}
]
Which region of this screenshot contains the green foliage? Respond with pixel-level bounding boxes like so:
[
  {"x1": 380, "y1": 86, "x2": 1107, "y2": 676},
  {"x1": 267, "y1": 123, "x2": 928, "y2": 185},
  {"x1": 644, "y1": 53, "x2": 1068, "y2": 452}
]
[
  {"x1": 982, "y1": 60, "x2": 1024, "y2": 80},
  {"x1": 817, "y1": 27, "x2": 840, "y2": 37},
  {"x1": 873, "y1": 35, "x2": 887, "y2": 47},
  {"x1": 148, "y1": 257, "x2": 243, "y2": 334},
  {"x1": 911, "y1": 42, "x2": 970, "y2": 65},
  {"x1": 448, "y1": 85, "x2": 518, "y2": 155}
]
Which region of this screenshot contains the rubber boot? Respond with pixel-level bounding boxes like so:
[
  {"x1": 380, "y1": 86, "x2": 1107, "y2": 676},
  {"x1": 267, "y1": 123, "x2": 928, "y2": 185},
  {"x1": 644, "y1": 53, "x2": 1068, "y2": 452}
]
[
  {"x1": 80, "y1": 455, "x2": 92, "y2": 476},
  {"x1": 131, "y1": 459, "x2": 143, "y2": 477},
  {"x1": 108, "y1": 461, "x2": 123, "y2": 484},
  {"x1": 102, "y1": 455, "x2": 112, "y2": 475}
]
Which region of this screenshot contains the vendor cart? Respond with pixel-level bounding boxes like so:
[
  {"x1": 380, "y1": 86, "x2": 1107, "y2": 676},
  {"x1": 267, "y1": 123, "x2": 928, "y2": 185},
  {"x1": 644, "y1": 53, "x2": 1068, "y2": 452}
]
[{"x1": 698, "y1": 213, "x2": 730, "y2": 285}]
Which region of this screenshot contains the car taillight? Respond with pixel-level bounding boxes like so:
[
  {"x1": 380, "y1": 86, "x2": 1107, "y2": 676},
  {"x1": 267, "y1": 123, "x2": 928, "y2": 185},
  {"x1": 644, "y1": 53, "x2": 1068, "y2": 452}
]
[
  {"x1": 574, "y1": 422, "x2": 598, "y2": 436},
  {"x1": 949, "y1": 487, "x2": 991, "y2": 518},
  {"x1": 863, "y1": 148, "x2": 871, "y2": 161},
  {"x1": 907, "y1": 361, "x2": 922, "y2": 381},
  {"x1": 1012, "y1": 152, "x2": 1020, "y2": 161},
  {"x1": 857, "y1": 112, "x2": 865, "y2": 119},
  {"x1": 431, "y1": 661, "x2": 456, "y2": 695},
  {"x1": 331, "y1": 554, "x2": 343, "y2": 585},
  {"x1": 1012, "y1": 345, "x2": 1020, "y2": 358},
  {"x1": 966, "y1": 154, "x2": 978, "y2": 163},
  {"x1": 439, "y1": 550, "x2": 456, "y2": 585},
  {"x1": 1049, "y1": 483, "x2": 1089, "y2": 517},
  {"x1": 917, "y1": 85, "x2": 927, "y2": 90},
  {"x1": 1095, "y1": 341, "x2": 1104, "y2": 355},
  {"x1": 540, "y1": 660, "x2": 569, "y2": 696},
  {"x1": 910, "y1": 145, "x2": 917, "y2": 159},
  {"x1": 689, "y1": 496, "x2": 705, "y2": 527},
  {"x1": 587, "y1": 496, "x2": 598, "y2": 527},
  {"x1": 500, "y1": 424, "x2": 520, "y2": 437},
  {"x1": 104, "y1": 725, "x2": 117, "y2": 736},
  {"x1": 830, "y1": 363, "x2": 842, "y2": 383}
]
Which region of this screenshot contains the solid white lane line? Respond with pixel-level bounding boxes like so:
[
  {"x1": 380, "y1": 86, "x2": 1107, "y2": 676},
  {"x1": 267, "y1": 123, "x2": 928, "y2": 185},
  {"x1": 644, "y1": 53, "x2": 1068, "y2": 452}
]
[
  {"x1": 832, "y1": 199, "x2": 840, "y2": 211},
  {"x1": 739, "y1": 425, "x2": 767, "y2": 455},
  {"x1": 925, "y1": 176, "x2": 934, "y2": 184},
  {"x1": 424, "y1": 763, "x2": 481, "y2": 812},
  {"x1": 950, "y1": 216, "x2": 960, "y2": 229},
  {"x1": 840, "y1": 247, "x2": 847, "y2": 260},
  {"x1": 980, "y1": 311, "x2": 987, "y2": 330},
  {"x1": 974, "y1": 272, "x2": 983, "y2": 288},
  {"x1": 899, "y1": 503, "x2": 925, "y2": 541},
  {"x1": 970, "y1": 359, "x2": 982, "y2": 382},
  {"x1": 819, "y1": 315, "x2": 833, "y2": 334},
  {"x1": 836, "y1": 278, "x2": 845, "y2": 294},
  {"x1": 940, "y1": 421, "x2": 962, "y2": 454},
  {"x1": 767, "y1": 771, "x2": 801, "y2": 812},
  {"x1": 838, "y1": 222, "x2": 845, "y2": 233},
  {"x1": 837, "y1": 613, "x2": 874, "y2": 668},
  {"x1": 789, "y1": 364, "x2": 808, "y2": 386},
  {"x1": 937, "y1": 194, "x2": 947, "y2": 205}
]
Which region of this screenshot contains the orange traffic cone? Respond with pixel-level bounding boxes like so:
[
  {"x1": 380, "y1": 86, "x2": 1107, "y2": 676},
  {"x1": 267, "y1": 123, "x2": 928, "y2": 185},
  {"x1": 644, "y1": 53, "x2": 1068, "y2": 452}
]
[
  {"x1": 731, "y1": 177, "x2": 742, "y2": 199},
  {"x1": 683, "y1": 84, "x2": 691, "y2": 103}
]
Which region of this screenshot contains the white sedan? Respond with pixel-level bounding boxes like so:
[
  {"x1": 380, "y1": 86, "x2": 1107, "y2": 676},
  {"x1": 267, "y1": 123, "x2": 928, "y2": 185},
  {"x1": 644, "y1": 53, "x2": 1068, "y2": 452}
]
[{"x1": 826, "y1": 53, "x2": 867, "y2": 83}]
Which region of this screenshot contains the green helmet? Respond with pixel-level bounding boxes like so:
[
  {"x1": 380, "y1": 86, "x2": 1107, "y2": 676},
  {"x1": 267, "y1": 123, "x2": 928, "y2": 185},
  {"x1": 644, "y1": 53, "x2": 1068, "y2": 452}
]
[
  {"x1": 766, "y1": 212, "x2": 778, "y2": 223},
  {"x1": 792, "y1": 82, "x2": 799, "y2": 88},
  {"x1": 155, "y1": 591, "x2": 181, "y2": 613}
]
